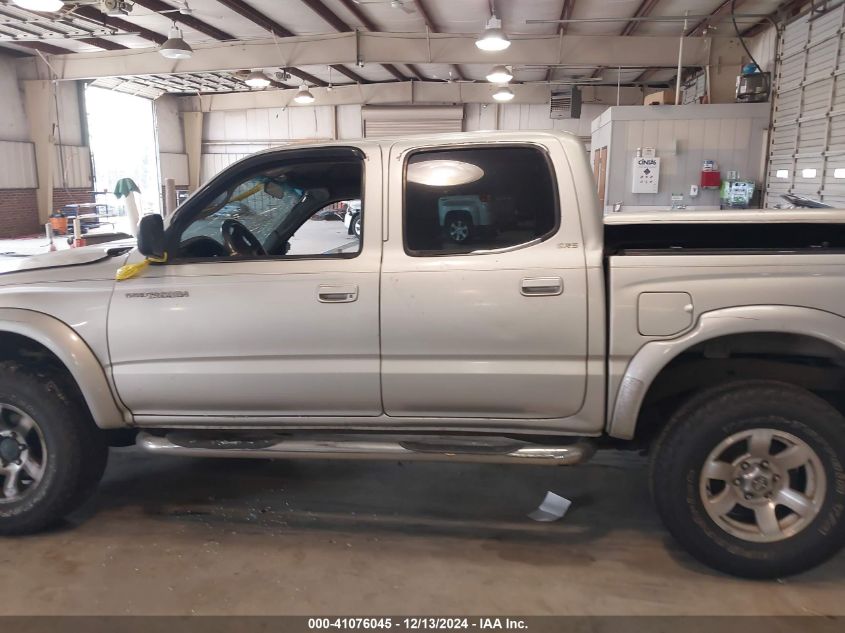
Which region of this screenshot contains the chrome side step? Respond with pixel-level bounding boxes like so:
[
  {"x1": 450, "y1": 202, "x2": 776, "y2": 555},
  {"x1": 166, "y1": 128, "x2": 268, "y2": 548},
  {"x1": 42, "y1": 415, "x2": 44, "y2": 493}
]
[{"x1": 136, "y1": 432, "x2": 595, "y2": 466}]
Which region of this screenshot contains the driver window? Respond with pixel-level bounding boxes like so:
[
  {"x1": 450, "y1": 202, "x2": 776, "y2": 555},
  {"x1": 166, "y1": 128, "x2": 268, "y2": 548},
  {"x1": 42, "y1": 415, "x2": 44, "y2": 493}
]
[
  {"x1": 174, "y1": 158, "x2": 363, "y2": 260},
  {"x1": 286, "y1": 200, "x2": 362, "y2": 256}
]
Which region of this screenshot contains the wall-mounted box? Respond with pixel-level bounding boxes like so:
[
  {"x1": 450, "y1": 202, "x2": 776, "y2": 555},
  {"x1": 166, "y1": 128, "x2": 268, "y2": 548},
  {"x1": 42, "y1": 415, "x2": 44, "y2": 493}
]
[{"x1": 632, "y1": 156, "x2": 660, "y2": 193}]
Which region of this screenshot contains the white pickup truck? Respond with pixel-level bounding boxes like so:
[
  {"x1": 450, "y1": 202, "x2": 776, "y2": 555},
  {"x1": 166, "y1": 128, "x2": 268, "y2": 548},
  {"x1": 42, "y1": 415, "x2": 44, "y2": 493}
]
[{"x1": 1, "y1": 131, "x2": 844, "y2": 579}]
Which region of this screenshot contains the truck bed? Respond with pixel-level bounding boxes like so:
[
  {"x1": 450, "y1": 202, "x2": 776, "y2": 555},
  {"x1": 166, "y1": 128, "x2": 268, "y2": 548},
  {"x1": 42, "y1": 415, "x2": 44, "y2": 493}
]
[{"x1": 603, "y1": 210, "x2": 845, "y2": 254}]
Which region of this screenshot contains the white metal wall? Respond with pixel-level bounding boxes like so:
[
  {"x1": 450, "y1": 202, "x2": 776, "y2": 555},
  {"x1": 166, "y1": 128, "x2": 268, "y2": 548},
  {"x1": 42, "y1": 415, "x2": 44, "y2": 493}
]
[
  {"x1": 0, "y1": 141, "x2": 36, "y2": 189},
  {"x1": 53, "y1": 144, "x2": 92, "y2": 189},
  {"x1": 767, "y1": 4, "x2": 845, "y2": 206},
  {"x1": 593, "y1": 104, "x2": 770, "y2": 211}
]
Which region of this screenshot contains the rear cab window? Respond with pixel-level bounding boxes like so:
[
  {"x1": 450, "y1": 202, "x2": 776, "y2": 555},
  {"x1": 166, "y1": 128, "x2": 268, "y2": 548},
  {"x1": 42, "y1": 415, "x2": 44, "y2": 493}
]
[{"x1": 403, "y1": 146, "x2": 559, "y2": 256}]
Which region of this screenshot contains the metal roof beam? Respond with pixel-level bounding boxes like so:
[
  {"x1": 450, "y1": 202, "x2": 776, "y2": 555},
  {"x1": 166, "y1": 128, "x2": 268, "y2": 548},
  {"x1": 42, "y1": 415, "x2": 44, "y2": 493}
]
[
  {"x1": 686, "y1": 0, "x2": 748, "y2": 37},
  {"x1": 17, "y1": 32, "x2": 712, "y2": 78},
  {"x1": 413, "y1": 0, "x2": 464, "y2": 81},
  {"x1": 133, "y1": 0, "x2": 235, "y2": 41},
  {"x1": 314, "y1": 0, "x2": 407, "y2": 80},
  {"x1": 741, "y1": 0, "x2": 812, "y2": 38},
  {"x1": 73, "y1": 6, "x2": 168, "y2": 45},
  {"x1": 0, "y1": 6, "x2": 130, "y2": 51},
  {"x1": 213, "y1": 0, "x2": 367, "y2": 84},
  {"x1": 620, "y1": 0, "x2": 662, "y2": 36},
  {"x1": 548, "y1": 0, "x2": 577, "y2": 80}
]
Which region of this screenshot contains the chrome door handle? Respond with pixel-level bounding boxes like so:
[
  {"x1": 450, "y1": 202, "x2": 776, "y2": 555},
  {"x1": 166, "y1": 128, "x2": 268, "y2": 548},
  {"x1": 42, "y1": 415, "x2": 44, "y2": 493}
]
[
  {"x1": 520, "y1": 277, "x2": 563, "y2": 297},
  {"x1": 318, "y1": 284, "x2": 358, "y2": 303}
]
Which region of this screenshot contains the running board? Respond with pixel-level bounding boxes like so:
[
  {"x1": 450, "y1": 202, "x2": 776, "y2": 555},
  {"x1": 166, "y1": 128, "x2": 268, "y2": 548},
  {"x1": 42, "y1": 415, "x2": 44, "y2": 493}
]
[{"x1": 136, "y1": 432, "x2": 595, "y2": 466}]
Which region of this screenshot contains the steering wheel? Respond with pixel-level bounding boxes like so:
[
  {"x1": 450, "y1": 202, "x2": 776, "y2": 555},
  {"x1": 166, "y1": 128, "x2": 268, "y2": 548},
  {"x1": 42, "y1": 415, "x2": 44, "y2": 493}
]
[{"x1": 221, "y1": 219, "x2": 265, "y2": 257}]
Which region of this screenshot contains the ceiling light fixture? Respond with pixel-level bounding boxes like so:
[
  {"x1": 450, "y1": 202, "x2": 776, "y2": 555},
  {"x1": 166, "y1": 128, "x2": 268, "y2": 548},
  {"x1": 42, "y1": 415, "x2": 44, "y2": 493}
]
[
  {"x1": 159, "y1": 24, "x2": 193, "y2": 60},
  {"x1": 244, "y1": 70, "x2": 270, "y2": 88},
  {"x1": 294, "y1": 84, "x2": 315, "y2": 104},
  {"x1": 486, "y1": 65, "x2": 513, "y2": 83},
  {"x1": 476, "y1": 15, "x2": 510, "y2": 52},
  {"x1": 492, "y1": 85, "x2": 515, "y2": 102},
  {"x1": 12, "y1": 0, "x2": 64, "y2": 11}
]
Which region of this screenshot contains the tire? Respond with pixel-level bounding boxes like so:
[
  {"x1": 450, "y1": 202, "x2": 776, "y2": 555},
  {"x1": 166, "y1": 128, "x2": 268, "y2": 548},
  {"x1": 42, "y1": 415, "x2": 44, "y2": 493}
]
[
  {"x1": 0, "y1": 362, "x2": 108, "y2": 535},
  {"x1": 650, "y1": 380, "x2": 845, "y2": 578},
  {"x1": 352, "y1": 214, "x2": 362, "y2": 239},
  {"x1": 445, "y1": 212, "x2": 473, "y2": 244}
]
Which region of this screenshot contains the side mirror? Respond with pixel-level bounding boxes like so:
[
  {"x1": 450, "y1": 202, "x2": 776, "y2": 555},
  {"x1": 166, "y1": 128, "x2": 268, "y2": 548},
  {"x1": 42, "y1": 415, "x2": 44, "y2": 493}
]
[{"x1": 137, "y1": 214, "x2": 165, "y2": 258}]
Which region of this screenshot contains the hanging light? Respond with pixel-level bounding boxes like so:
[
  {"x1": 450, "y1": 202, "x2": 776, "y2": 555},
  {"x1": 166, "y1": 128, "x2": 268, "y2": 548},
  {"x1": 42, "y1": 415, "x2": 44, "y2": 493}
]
[
  {"x1": 12, "y1": 0, "x2": 64, "y2": 11},
  {"x1": 476, "y1": 15, "x2": 510, "y2": 52},
  {"x1": 294, "y1": 84, "x2": 315, "y2": 104},
  {"x1": 159, "y1": 24, "x2": 193, "y2": 60},
  {"x1": 486, "y1": 65, "x2": 513, "y2": 83},
  {"x1": 492, "y1": 85, "x2": 514, "y2": 102},
  {"x1": 244, "y1": 70, "x2": 271, "y2": 88}
]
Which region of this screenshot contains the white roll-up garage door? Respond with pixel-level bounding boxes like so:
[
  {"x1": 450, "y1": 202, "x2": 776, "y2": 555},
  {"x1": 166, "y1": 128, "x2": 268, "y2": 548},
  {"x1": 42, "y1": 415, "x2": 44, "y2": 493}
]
[
  {"x1": 767, "y1": 4, "x2": 845, "y2": 206},
  {"x1": 361, "y1": 106, "x2": 464, "y2": 138}
]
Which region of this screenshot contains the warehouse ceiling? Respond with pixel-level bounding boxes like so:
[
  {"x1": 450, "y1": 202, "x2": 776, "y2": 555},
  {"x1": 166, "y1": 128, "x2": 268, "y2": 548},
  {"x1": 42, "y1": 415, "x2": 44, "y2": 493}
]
[{"x1": 0, "y1": 0, "x2": 805, "y2": 97}]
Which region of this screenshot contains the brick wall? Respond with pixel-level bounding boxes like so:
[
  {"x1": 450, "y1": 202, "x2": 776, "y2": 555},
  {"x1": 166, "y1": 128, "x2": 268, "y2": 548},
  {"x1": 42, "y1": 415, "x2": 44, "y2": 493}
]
[
  {"x1": 0, "y1": 187, "x2": 95, "y2": 239},
  {"x1": 53, "y1": 188, "x2": 95, "y2": 209},
  {"x1": 0, "y1": 188, "x2": 38, "y2": 238}
]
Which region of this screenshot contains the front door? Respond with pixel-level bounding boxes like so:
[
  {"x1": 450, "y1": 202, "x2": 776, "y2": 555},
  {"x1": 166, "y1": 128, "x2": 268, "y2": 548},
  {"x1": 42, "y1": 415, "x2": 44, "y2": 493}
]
[
  {"x1": 107, "y1": 146, "x2": 382, "y2": 421},
  {"x1": 380, "y1": 141, "x2": 588, "y2": 420}
]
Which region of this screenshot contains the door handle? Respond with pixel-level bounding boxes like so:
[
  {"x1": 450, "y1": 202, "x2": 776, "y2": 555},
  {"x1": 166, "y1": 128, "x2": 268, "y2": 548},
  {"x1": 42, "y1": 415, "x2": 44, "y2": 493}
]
[
  {"x1": 520, "y1": 277, "x2": 563, "y2": 297},
  {"x1": 318, "y1": 284, "x2": 358, "y2": 303}
]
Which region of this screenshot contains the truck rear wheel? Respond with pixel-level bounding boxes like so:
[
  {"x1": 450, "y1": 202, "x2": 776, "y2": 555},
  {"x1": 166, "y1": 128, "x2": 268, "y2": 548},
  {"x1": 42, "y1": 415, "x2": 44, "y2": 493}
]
[
  {"x1": 650, "y1": 380, "x2": 845, "y2": 578},
  {"x1": 0, "y1": 362, "x2": 107, "y2": 535}
]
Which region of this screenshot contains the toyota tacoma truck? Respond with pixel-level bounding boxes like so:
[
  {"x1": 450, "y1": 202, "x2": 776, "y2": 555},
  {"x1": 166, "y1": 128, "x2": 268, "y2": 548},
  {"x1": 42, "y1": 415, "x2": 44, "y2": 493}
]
[{"x1": 1, "y1": 131, "x2": 844, "y2": 579}]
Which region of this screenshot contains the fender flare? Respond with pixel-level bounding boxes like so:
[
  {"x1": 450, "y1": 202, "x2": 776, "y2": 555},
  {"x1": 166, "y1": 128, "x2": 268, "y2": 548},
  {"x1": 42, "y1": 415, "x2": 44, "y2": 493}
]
[
  {"x1": 607, "y1": 305, "x2": 845, "y2": 439},
  {"x1": 0, "y1": 308, "x2": 129, "y2": 429}
]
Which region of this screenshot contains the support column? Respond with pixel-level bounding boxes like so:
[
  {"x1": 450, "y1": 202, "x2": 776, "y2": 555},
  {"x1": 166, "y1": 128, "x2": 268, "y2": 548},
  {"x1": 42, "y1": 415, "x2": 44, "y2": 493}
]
[
  {"x1": 23, "y1": 80, "x2": 55, "y2": 224},
  {"x1": 182, "y1": 111, "x2": 203, "y2": 193}
]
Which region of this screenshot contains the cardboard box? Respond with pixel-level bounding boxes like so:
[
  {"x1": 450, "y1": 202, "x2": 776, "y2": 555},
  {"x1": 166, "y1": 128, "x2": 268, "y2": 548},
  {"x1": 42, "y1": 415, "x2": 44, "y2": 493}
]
[{"x1": 644, "y1": 90, "x2": 676, "y2": 105}]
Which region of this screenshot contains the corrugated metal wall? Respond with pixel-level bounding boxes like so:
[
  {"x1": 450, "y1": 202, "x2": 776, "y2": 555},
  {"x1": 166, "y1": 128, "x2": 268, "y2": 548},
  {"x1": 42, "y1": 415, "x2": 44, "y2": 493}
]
[
  {"x1": 766, "y1": 4, "x2": 845, "y2": 206},
  {"x1": 53, "y1": 144, "x2": 92, "y2": 189},
  {"x1": 0, "y1": 141, "x2": 37, "y2": 189}
]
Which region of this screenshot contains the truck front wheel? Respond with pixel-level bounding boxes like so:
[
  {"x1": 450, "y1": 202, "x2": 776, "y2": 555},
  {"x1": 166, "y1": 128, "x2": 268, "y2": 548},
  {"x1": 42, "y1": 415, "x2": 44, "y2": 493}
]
[
  {"x1": 650, "y1": 380, "x2": 845, "y2": 578},
  {"x1": 0, "y1": 362, "x2": 108, "y2": 535}
]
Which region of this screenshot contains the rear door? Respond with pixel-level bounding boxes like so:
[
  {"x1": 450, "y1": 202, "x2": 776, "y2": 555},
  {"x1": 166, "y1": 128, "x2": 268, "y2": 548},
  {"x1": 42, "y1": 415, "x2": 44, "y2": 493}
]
[{"x1": 380, "y1": 139, "x2": 588, "y2": 420}]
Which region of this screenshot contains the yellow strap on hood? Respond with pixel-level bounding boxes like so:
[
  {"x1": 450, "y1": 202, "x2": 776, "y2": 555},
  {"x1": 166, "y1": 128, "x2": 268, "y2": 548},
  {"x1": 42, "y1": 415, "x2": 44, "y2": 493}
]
[{"x1": 116, "y1": 253, "x2": 168, "y2": 281}]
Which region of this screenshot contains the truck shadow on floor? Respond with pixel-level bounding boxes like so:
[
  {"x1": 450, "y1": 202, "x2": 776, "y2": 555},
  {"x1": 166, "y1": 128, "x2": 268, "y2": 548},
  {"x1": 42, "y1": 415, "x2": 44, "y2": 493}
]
[{"x1": 69, "y1": 447, "x2": 845, "y2": 580}]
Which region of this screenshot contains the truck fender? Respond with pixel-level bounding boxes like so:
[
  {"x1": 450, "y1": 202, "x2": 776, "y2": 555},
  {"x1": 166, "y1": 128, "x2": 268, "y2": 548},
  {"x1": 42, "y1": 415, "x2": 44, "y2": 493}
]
[
  {"x1": 607, "y1": 305, "x2": 845, "y2": 439},
  {"x1": 0, "y1": 308, "x2": 129, "y2": 429}
]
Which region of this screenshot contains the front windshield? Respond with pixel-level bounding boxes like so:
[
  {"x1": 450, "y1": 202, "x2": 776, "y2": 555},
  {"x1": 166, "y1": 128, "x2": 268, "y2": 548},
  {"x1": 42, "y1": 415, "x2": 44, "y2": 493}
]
[{"x1": 181, "y1": 174, "x2": 303, "y2": 248}]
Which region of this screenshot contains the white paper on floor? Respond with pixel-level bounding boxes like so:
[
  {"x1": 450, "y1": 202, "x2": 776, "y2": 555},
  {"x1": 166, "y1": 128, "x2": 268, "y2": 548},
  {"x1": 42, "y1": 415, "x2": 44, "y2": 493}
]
[{"x1": 527, "y1": 491, "x2": 571, "y2": 522}]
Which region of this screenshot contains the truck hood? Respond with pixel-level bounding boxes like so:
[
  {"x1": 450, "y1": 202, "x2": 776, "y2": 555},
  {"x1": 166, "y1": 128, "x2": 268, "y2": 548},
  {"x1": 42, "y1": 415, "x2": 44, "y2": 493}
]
[{"x1": 0, "y1": 239, "x2": 136, "y2": 277}]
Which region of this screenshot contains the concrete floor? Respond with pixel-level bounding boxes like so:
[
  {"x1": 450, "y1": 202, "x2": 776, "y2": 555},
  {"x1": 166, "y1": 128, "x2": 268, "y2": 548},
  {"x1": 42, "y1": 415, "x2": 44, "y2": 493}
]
[{"x1": 1, "y1": 448, "x2": 843, "y2": 616}]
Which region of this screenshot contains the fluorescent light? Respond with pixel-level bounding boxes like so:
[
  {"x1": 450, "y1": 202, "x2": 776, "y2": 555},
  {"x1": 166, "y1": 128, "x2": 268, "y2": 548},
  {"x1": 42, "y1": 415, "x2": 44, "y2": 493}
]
[
  {"x1": 486, "y1": 65, "x2": 513, "y2": 83},
  {"x1": 407, "y1": 160, "x2": 485, "y2": 187},
  {"x1": 294, "y1": 85, "x2": 315, "y2": 104},
  {"x1": 159, "y1": 25, "x2": 193, "y2": 60},
  {"x1": 493, "y1": 85, "x2": 515, "y2": 102},
  {"x1": 12, "y1": 0, "x2": 64, "y2": 11},
  {"x1": 476, "y1": 16, "x2": 510, "y2": 52},
  {"x1": 244, "y1": 70, "x2": 271, "y2": 88}
]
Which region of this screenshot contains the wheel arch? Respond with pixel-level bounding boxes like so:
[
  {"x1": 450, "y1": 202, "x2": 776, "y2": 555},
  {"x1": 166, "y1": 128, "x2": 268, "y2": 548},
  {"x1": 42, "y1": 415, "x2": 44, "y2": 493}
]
[
  {"x1": 0, "y1": 308, "x2": 129, "y2": 429},
  {"x1": 608, "y1": 305, "x2": 845, "y2": 440}
]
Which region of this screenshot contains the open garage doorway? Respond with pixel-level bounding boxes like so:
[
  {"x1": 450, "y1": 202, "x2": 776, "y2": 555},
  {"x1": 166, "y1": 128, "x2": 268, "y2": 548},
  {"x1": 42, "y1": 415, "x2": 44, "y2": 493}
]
[{"x1": 85, "y1": 86, "x2": 161, "y2": 219}]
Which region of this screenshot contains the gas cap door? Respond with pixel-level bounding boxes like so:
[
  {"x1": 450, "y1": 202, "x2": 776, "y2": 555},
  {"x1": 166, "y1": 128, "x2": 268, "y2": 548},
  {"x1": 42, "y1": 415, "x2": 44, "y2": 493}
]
[{"x1": 637, "y1": 292, "x2": 694, "y2": 336}]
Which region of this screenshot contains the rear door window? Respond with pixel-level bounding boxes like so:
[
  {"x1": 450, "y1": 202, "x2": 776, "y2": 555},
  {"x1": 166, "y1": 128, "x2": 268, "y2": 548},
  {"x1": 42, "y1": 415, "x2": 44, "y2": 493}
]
[{"x1": 403, "y1": 146, "x2": 558, "y2": 255}]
